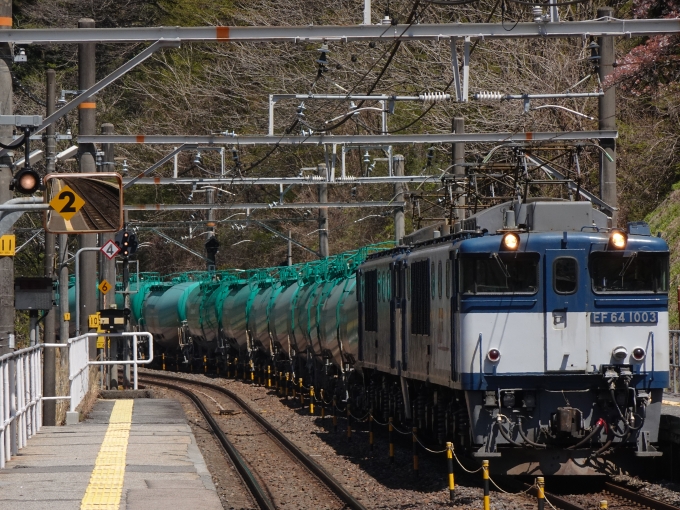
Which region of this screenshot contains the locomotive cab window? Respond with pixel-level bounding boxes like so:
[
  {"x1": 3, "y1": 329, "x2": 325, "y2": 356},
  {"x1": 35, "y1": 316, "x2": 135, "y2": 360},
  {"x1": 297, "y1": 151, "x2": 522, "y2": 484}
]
[
  {"x1": 590, "y1": 251, "x2": 669, "y2": 294},
  {"x1": 461, "y1": 252, "x2": 539, "y2": 294},
  {"x1": 553, "y1": 257, "x2": 578, "y2": 294}
]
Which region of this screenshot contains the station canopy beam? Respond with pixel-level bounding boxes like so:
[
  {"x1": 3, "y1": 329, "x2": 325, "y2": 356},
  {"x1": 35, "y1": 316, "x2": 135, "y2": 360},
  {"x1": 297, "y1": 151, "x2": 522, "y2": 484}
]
[
  {"x1": 80, "y1": 130, "x2": 618, "y2": 146},
  {"x1": 1, "y1": 19, "x2": 679, "y2": 44}
]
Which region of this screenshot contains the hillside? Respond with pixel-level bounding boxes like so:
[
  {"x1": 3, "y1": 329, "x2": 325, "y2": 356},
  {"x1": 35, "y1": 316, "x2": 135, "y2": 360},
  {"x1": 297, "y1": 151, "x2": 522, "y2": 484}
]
[{"x1": 646, "y1": 190, "x2": 680, "y2": 329}]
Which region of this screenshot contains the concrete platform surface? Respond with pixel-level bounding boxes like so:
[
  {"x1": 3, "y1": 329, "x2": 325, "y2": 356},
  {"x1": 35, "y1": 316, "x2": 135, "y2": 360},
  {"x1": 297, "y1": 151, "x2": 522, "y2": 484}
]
[{"x1": 0, "y1": 399, "x2": 223, "y2": 510}]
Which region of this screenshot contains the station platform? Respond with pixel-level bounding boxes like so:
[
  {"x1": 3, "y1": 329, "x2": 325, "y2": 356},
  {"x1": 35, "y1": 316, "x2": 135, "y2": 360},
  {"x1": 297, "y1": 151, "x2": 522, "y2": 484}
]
[{"x1": 0, "y1": 398, "x2": 223, "y2": 510}]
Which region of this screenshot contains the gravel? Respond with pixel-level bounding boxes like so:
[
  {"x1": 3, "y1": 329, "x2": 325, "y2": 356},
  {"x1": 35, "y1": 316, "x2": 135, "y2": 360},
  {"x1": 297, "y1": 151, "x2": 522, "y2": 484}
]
[{"x1": 141, "y1": 369, "x2": 680, "y2": 509}]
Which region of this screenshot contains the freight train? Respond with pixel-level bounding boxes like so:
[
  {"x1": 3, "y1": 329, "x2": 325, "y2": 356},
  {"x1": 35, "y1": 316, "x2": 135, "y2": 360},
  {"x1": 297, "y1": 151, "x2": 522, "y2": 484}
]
[{"x1": 126, "y1": 198, "x2": 670, "y2": 475}]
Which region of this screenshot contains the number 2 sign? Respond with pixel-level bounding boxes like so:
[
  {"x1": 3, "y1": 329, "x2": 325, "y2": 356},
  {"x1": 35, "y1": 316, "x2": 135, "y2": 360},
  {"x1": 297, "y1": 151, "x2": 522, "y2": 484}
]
[{"x1": 48, "y1": 185, "x2": 85, "y2": 221}]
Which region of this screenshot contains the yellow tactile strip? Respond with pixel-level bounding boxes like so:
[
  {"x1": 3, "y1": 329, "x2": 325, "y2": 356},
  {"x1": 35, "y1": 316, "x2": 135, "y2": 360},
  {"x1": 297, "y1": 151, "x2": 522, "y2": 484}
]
[{"x1": 81, "y1": 400, "x2": 134, "y2": 510}]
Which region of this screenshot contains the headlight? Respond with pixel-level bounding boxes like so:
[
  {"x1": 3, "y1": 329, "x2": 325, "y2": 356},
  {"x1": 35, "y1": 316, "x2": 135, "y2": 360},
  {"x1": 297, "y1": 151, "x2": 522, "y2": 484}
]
[
  {"x1": 612, "y1": 346, "x2": 628, "y2": 361},
  {"x1": 502, "y1": 233, "x2": 519, "y2": 251},
  {"x1": 609, "y1": 229, "x2": 627, "y2": 250}
]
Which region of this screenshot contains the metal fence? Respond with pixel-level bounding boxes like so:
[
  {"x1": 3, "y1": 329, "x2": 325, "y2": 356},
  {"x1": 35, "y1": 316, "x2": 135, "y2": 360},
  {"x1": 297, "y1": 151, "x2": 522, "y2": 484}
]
[
  {"x1": 0, "y1": 345, "x2": 44, "y2": 469},
  {"x1": 670, "y1": 330, "x2": 680, "y2": 395},
  {"x1": 0, "y1": 332, "x2": 153, "y2": 470}
]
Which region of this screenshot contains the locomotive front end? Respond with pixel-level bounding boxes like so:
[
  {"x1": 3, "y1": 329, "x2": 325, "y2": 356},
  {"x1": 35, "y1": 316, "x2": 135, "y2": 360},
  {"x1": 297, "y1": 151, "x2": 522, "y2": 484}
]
[{"x1": 459, "y1": 202, "x2": 670, "y2": 474}]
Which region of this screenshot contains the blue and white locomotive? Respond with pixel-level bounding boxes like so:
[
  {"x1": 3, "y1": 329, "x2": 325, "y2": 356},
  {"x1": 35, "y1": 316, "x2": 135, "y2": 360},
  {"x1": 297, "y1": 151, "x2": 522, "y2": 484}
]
[{"x1": 356, "y1": 198, "x2": 669, "y2": 475}]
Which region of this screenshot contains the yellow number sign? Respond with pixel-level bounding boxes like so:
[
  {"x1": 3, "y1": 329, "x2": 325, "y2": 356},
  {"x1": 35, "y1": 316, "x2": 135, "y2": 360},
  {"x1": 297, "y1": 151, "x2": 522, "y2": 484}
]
[
  {"x1": 98, "y1": 279, "x2": 112, "y2": 295},
  {"x1": 49, "y1": 185, "x2": 85, "y2": 221},
  {"x1": 0, "y1": 235, "x2": 15, "y2": 256}
]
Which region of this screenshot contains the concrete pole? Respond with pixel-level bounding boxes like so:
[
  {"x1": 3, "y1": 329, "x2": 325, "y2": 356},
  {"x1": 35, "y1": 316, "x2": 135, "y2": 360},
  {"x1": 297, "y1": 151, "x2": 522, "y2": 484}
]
[
  {"x1": 77, "y1": 18, "x2": 98, "y2": 354},
  {"x1": 43, "y1": 69, "x2": 57, "y2": 424},
  {"x1": 287, "y1": 229, "x2": 292, "y2": 266},
  {"x1": 318, "y1": 163, "x2": 329, "y2": 258},
  {"x1": 0, "y1": 1, "x2": 12, "y2": 356},
  {"x1": 597, "y1": 7, "x2": 617, "y2": 226},
  {"x1": 393, "y1": 154, "x2": 405, "y2": 245},
  {"x1": 363, "y1": 0, "x2": 371, "y2": 24},
  {"x1": 453, "y1": 117, "x2": 466, "y2": 223},
  {"x1": 122, "y1": 210, "x2": 130, "y2": 388},
  {"x1": 100, "y1": 123, "x2": 118, "y2": 388}
]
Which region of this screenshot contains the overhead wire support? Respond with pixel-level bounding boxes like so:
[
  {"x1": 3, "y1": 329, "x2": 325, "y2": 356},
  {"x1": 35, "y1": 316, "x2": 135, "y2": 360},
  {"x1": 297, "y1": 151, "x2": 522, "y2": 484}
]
[
  {"x1": 0, "y1": 38, "x2": 181, "y2": 160},
  {"x1": 81, "y1": 130, "x2": 618, "y2": 146},
  {"x1": 1, "y1": 19, "x2": 679, "y2": 44}
]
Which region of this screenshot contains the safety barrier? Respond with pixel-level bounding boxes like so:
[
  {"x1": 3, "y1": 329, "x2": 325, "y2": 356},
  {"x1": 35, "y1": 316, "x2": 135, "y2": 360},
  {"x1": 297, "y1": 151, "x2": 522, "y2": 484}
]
[
  {"x1": 0, "y1": 331, "x2": 152, "y2": 470},
  {"x1": 0, "y1": 345, "x2": 44, "y2": 469},
  {"x1": 670, "y1": 330, "x2": 680, "y2": 394},
  {"x1": 68, "y1": 332, "x2": 154, "y2": 400}
]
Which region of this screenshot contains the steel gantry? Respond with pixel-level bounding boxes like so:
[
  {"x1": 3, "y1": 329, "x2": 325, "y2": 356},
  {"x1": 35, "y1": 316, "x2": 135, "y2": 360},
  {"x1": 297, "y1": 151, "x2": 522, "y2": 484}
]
[
  {"x1": 79, "y1": 131, "x2": 618, "y2": 146},
  {"x1": 0, "y1": 19, "x2": 679, "y2": 44}
]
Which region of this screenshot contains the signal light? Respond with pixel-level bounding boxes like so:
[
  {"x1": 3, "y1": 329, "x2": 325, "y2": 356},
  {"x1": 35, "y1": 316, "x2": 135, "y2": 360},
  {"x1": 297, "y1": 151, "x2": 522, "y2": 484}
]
[
  {"x1": 502, "y1": 232, "x2": 519, "y2": 250},
  {"x1": 11, "y1": 167, "x2": 42, "y2": 194},
  {"x1": 609, "y1": 229, "x2": 627, "y2": 249},
  {"x1": 612, "y1": 346, "x2": 628, "y2": 361},
  {"x1": 487, "y1": 349, "x2": 501, "y2": 362},
  {"x1": 632, "y1": 347, "x2": 646, "y2": 361},
  {"x1": 114, "y1": 229, "x2": 138, "y2": 258}
]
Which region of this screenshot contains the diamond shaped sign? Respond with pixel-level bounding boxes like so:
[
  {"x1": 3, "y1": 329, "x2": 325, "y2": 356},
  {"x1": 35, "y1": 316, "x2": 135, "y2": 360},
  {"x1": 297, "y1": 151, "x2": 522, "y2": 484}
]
[{"x1": 101, "y1": 239, "x2": 121, "y2": 260}]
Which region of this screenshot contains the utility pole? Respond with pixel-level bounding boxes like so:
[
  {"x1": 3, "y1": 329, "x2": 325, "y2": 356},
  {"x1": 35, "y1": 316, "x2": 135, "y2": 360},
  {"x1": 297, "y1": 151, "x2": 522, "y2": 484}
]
[
  {"x1": 452, "y1": 117, "x2": 465, "y2": 223},
  {"x1": 287, "y1": 229, "x2": 292, "y2": 266},
  {"x1": 318, "y1": 163, "x2": 328, "y2": 258},
  {"x1": 205, "y1": 187, "x2": 219, "y2": 271},
  {"x1": 122, "y1": 209, "x2": 130, "y2": 388},
  {"x1": 43, "y1": 69, "x2": 57, "y2": 424},
  {"x1": 0, "y1": 1, "x2": 13, "y2": 356},
  {"x1": 597, "y1": 6, "x2": 617, "y2": 226},
  {"x1": 100, "y1": 123, "x2": 117, "y2": 389},
  {"x1": 78, "y1": 18, "x2": 97, "y2": 354},
  {"x1": 393, "y1": 154, "x2": 405, "y2": 245}
]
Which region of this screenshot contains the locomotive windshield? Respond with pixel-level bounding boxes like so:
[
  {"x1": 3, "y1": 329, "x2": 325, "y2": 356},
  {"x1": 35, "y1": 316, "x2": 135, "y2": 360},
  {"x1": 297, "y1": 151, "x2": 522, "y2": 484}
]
[
  {"x1": 461, "y1": 253, "x2": 539, "y2": 294},
  {"x1": 590, "y1": 251, "x2": 669, "y2": 294}
]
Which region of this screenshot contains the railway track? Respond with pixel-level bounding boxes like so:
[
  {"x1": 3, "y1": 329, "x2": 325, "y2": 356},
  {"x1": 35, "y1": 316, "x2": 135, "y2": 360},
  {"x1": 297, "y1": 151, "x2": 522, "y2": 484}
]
[
  {"x1": 506, "y1": 479, "x2": 680, "y2": 510},
  {"x1": 139, "y1": 372, "x2": 366, "y2": 510}
]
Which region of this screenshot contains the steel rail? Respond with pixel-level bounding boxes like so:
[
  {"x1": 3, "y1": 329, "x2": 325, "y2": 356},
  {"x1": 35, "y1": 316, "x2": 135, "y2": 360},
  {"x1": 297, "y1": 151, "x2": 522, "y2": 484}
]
[
  {"x1": 1, "y1": 19, "x2": 680, "y2": 44},
  {"x1": 604, "y1": 482, "x2": 680, "y2": 510},
  {"x1": 140, "y1": 378, "x2": 275, "y2": 510},
  {"x1": 80, "y1": 131, "x2": 618, "y2": 145},
  {"x1": 140, "y1": 372, "x2": 367, "y2": 510}
]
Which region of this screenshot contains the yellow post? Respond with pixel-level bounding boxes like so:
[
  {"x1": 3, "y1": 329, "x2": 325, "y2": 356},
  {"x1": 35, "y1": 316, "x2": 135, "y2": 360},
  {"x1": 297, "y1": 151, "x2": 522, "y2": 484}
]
[
  {"x1": 250, "y1": 360, "x2": 254, "y2": 381},
  {"x1": 285, "y1": 372, "x2": 290, "y2": 398},
  {"x1": 267, "y1": 365, "x2": 271, "y2": 387},
  {"x1": 333, "y1": 395, "x2": 338, "y2": 432},
  {"x1": 299, "y1": 378, "x2": 304, "y2": 405},
  {"x1": 309, "y1": 386, "x2": 315, "y2": 415},
  {"x1": 482, "y1": 460, "x2": 490, "y2": 510},
  {"x1": 162, "y1": 353, "x2": 166, "y2": 371},
  {"x1": 347, "y1": 403, "x2": 352, "y2": 439},
  {"x1": 388, "y1": 417, "x2": 394, "y2": 463},
  {"x1": 446, "y1": 442, "x2": 455, "y2": 500},
  {"x1": 536, "y1": 476, "x2": 545, "y2": 510},
  {"x1": 203, "y1": 355, "x2": 207, "y2": 374},
  {"x1": 412, "y1": 427, "x2": 419, "y2": 477},
  {"x1": 599, "y1": 501, "x2": 607, "y2": 509}
]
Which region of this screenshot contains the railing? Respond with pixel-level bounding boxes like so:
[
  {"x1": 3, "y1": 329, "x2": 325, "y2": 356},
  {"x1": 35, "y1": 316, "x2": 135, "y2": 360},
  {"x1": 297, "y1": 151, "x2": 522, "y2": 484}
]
[
  {"x1": 0, "y1": 332, "x2": 153, "y2": 470},
  {"x1": 0, "y1": 345, "x2": 44, "y2": 469},
  {"x1": 66, "y1": 332, "x2": 154, "y2": 411},
  {"x1": 670, "y1": 330, "x2": 680, "y2": 394}
]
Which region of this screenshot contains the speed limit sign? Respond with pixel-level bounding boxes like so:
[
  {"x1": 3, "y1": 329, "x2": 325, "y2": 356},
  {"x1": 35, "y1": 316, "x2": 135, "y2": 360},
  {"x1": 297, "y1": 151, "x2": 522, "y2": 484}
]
[{"x1": 101, "y1": 239, "x2": 121, "y2": 260}]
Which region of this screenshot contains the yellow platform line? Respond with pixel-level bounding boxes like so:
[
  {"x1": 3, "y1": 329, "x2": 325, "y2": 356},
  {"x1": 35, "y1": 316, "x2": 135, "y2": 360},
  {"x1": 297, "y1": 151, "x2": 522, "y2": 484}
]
[{"x1": 80, "y1": 400, "x2": 134, "y2": 510}]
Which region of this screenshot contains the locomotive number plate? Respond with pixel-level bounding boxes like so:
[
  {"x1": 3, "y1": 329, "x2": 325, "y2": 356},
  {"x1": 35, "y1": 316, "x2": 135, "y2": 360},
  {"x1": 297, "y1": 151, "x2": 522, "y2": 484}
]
[{"x1": 591, "y1": 311, "x2": 658, "y2": 324}]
